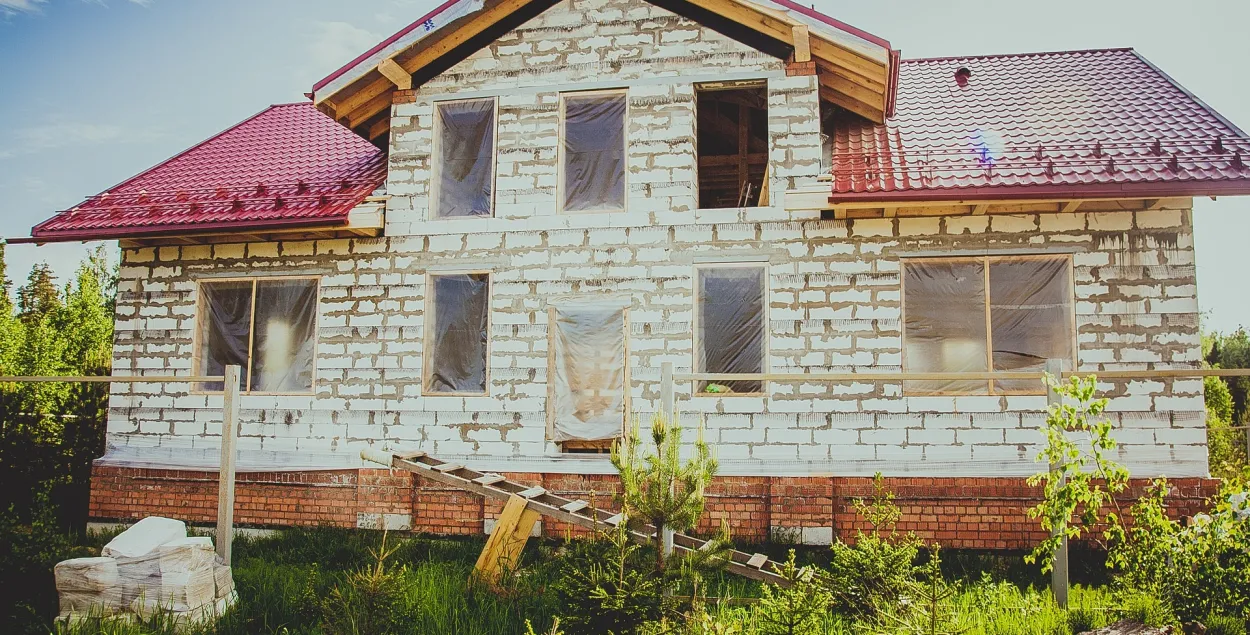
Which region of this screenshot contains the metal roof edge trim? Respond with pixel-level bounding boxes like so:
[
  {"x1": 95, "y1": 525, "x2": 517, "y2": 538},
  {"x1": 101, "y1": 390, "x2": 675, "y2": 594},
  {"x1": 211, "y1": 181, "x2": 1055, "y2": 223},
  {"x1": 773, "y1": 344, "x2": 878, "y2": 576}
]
[
  {"x1": 1129, "y1": 49, "x2": 1250, "y2": 140},
  {"x1": 15, "y1": 215, "x2": 354, "y2": 246},
  {"x1": 902, "y1": 47, "x2": 1136, "y2": 65},
  {"x1": 826, "y1": 180, "x2": 1250, "y2": 205}
]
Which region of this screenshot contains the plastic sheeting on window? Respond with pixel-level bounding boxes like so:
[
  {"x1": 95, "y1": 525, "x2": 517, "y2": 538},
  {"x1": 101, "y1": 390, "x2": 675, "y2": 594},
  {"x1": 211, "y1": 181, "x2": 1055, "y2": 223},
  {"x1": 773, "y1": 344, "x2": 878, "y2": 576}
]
[
  {"x1": 436, "y1": 99, "x2": 495, "y2": 218},
  {"x1": 990, "y1": 257, "x2": 1073, "y2": 393},
  {"x1": 426, "y1": 274, "x2": 489, "y2": 394},
  {"x1": 196, "y1": 281, "x2": 252, "y2": 392},
  {"x1": 903, "y1": 260, "x2": 988, "y2": 394},
  {"x1": 250, "y1": 279, "x2": 318, "y2": 393},
  {"x1": 562, "y1": 93, "x2": 626, "y2": 213},
  {"x1": 697, "y1": 267, "x2": 765, "y2": 394},
  {"x1": 549, "y1": 300, "x2": 627, "y2": 442}
]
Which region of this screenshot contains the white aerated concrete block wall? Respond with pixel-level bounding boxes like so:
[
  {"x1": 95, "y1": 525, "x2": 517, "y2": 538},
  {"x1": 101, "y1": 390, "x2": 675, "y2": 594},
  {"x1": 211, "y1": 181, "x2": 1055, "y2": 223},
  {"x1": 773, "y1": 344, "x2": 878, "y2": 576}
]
[{"x1": 105, "y1": 0, "x2": 1208, "y2": 478}]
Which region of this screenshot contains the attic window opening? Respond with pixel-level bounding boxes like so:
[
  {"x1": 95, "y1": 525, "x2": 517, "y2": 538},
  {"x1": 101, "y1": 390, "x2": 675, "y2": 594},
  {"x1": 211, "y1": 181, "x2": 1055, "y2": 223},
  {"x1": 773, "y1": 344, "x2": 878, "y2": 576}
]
[
  {"x1": 696, "y1": 82, "x2": 769, "y2": 209},
  {"x1": 434, "y1": 98, "x2": 497, "y2": 218}
]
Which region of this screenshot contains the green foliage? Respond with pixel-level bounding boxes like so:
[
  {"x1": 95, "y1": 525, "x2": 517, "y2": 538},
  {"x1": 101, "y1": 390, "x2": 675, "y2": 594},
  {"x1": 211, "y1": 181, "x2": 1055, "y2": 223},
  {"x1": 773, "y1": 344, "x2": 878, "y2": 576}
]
[
  {"x1": 754, "y1": 551, "x2": 830, "y2": 635},
  {"x1": 1026, "y1": 373, "x2": 1130, "y2": 572},
  {"x1": 0, "y1": 246, "x2": 118, "y2": 634},
  {"x1": 1108, "y1": 473, "x2": 1250, "y2": 623},
  {"x1": 551, "y1": 522, "x2": 666, "y2": 635},
  {"x1": 1207, "y1": 328, "x2": 1250, "y2": 426},
  {"x1": 1202, "y1": 613, "x2": 1248, "y2": 635},
  {"x1": 526, "y1": 617, "x2": 565, "y2": 635},
  {"x1": 821, "y1": 473, "x2": 921, "y2": 619},
  {"x1": 611, "y1": 412, "x2": 718, "y2": 574},
  {"x1": 319, "y1": 529, "x2": 413, "y2": 635},
  {"x1": 1207, "y1": 375, "x2": 1248, "y2": 480},
  {"x1": 873, "y1": 548, "x2": 972, "y2": 635}
]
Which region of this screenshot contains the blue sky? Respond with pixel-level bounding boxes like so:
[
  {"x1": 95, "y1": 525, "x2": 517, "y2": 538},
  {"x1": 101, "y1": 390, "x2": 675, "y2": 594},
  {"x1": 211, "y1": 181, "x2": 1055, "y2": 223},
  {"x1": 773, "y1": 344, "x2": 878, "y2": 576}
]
[{"x1": 1, "y1": 0, "x2": 1247, "y2": 333}]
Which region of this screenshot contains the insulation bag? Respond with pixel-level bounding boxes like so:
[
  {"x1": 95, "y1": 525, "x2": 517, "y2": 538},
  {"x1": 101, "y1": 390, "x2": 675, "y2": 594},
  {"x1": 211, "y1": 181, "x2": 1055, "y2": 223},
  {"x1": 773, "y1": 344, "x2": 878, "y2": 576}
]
[{"x1": 55, "y1": 557, "x2": 123, "y2": 617}]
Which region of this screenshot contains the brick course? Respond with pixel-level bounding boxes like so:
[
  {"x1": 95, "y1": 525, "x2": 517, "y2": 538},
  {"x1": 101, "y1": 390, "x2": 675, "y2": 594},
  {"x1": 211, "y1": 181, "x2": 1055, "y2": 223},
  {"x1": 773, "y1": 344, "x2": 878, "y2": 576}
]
[{"x1": 90, "y1": 465, "x2": 1218, "y2": 549}]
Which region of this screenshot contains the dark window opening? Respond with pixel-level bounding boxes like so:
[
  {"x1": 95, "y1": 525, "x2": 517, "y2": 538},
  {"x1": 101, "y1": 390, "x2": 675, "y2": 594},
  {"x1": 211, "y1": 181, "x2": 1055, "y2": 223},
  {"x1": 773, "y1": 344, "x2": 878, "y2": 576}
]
[{"x1": 696, "y1": 83, "x2": 769, "y2": 209}]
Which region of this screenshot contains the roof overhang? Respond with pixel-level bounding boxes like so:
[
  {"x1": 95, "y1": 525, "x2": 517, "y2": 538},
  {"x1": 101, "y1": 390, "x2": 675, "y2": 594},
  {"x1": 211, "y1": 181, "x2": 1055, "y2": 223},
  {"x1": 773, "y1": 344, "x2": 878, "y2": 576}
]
[
  {"x1": 311, "y1": 0, "x2": 897, "y2": 141},
  {"x1": 827, "y1": 180, "x2": 1250, "y2": 206}
]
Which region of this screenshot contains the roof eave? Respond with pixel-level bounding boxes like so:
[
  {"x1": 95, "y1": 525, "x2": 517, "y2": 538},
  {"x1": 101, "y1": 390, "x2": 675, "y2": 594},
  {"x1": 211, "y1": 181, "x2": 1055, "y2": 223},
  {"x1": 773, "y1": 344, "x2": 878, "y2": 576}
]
[
  {"x1": 827, "y1": 180, "x2": 1250, "y2": 205},
  {"x1": 12, "y1": 215, "x2": 353, "y2": 246}
]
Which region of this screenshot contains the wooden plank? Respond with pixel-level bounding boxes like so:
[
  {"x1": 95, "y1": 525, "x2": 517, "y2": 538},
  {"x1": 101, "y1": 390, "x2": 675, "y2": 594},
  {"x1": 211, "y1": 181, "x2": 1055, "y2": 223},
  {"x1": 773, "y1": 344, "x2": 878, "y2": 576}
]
[
  {"x1": 746, "y1": 553, "x2": 768, "y2": 569},
  {"x1": 216, "y1": 365, "x2": 241, "y2": 566},
  {"x1": 474, "y1": 495, "x2": 541, "y2": 585},
  {"x1": 394, "y1": 450, "x2": 427, "y2": 460},
  {"x1": 560, "y1": 500, "x2": 589, "y2": 513},
  {"x1": 972, "y1": 203, "x2": 989, "y2": 215},
  {"x1": 368, "y1": 117, "x2": 390, "y2": 141},
  {"x1": 791, "y1": 24, "x2": 810, "y2": 63},
  {"x1": 433, "y1": 463, "x2": 464, "y2": 473},
  {"x1": 518, "y1": 486, "x2": 547, "y2": 499},
  {"x1": 348, "y1": 91, "x2": 394, "y2": 128},
  {"x1": 0, "y1": 375, "x2": 226, "y2": 383},
  {"x1": 604, "y1": 513, "x2": 624, "y2": 526},
  {"x1": 817, "y1": 68, "x2": 885, "y2": 106},
  {"x1": 808, "y1": 35, "x2": 890, "y2": 83},
  {"x1": 684, "y1": 0, "x2": 796, "y2": 42},
  {"x1": 473, "y1": 473, "x2": 507, "y2": 486},
  {"x1": 819, "y1": 86, "x2": 884, "y2": 124},
  {"x1": 1060, "y1": 200, "x2": 1083, "y2": 214},
  {"x1": 376, "y1": 58, "x2": 412, "y2": 90}
]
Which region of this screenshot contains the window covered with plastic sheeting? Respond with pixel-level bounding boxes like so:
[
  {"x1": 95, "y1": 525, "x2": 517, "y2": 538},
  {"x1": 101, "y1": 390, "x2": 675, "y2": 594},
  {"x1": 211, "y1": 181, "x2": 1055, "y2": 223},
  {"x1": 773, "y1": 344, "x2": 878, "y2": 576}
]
[
  {"x1": 902, "y1": 255, "x2": 1073, "y2": 395},
  {"x1": 425, "y1": 273, "x2": 490, "y2": 394},
  {"x1": 195, "y1": 278, "x2": 319, "y2": 393},
  {"x1": 989, "y1": 257, "x2": 1075, "y2": 393},
  {"x1": 561, "y1": 91, "x2": 626, "y2": 213},
  {"x1": 548, "y1": 301, "x2": 628, "y2": 443},
  {"x1": 696, "y1": 266, "x2": 766, "y2": 394},
  {"x1": 435, "y1": 98, "x2": 495, "y2": 218}
]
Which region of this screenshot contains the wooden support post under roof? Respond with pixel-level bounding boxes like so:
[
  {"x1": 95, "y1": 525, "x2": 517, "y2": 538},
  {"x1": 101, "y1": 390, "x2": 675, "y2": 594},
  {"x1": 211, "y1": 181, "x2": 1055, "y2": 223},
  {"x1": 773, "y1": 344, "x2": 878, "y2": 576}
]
[
  {"x1": 972, "y1": 203, "x2": 989, "y2": 215},
  {"x1": 1060, "y1": 200, "x2": 1083, "y2": 213},
  {"x1": 377, "y1": 58, "x2": 413, "y2": 90},
  {"x1": 791, "y1": 24, "x2": 810, "y2": 63}
]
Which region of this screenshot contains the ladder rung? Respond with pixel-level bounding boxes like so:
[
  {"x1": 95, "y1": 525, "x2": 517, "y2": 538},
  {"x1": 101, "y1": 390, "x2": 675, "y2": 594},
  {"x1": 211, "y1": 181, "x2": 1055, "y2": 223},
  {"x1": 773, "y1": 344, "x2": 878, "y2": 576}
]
[
  {"x1": 395, "y1": 450, "x2": 426, "y2": 460},
  {"x1": 698, "y1": 540, "x2": 717, "y2": 552},
  {"x1": 433, "y1": 463, "x2": 463, "y2": 473},
  {"x1": 746, "y1": 553, "x2": 768, "y2": 569},
  {"x1": 473, "y1": 473, "x2": 506, "y2": 485},
  {"x1": 560, "y1": 500, "x2": 589, "y2": 513},
  {"x1": 518, "y1": 486, "x2": 547, "y2": 499},
  {"x1": 604, "y1": 513, "x2": 624, "y2": 526}
]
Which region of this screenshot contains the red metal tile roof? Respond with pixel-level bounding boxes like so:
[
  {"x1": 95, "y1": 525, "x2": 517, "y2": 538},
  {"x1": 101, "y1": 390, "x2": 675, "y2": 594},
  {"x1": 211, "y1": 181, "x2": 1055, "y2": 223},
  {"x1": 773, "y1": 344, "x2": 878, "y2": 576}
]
[
  {"x1": 19, "y1": 102, "x2": 386, "y2": 243},
  {"x1": 829, "y1": 48, "x2": 1250, "y2": 202}
]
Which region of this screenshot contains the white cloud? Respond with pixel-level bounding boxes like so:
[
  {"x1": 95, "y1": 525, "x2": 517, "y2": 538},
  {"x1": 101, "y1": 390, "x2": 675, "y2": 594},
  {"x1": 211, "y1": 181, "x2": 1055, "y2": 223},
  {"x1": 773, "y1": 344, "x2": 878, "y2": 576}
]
[
  {"x1": 308, "y1": 20, "x2": 382, "y2": 74},
  {"x1": 0, "y1": 119, "x2": 166, "y2": 160},
  {"x1": 0, "y1": 0, "x2": 46, "y2": 15}
]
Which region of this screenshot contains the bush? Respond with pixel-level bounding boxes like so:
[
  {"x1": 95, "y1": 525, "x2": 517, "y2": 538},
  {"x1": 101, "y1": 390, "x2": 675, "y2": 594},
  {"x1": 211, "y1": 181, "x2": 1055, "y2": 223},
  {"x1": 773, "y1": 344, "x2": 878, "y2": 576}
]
[
  {"x1": 550, "y1": 523, "x2": 665, "y2": 635},
  {"x1": 320, "y1": 530, "x2": 414, "y2": 635},
  {"x1": 1109, "y1": 474, "x2": 1250, "y2": 623},
  {"x1": 754, "y1": 551, "x2": 830, "y2": 635},
  {"x1": 820, "y1": 473, "x2": 921, "y2": 619}
]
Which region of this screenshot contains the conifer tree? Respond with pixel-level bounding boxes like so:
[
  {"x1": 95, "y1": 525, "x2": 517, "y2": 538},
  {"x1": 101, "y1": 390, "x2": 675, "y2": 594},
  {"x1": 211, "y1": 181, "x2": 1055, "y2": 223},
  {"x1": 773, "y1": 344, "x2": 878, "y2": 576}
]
[
  {"x1": 611, "y1": 412, "x2": 718, "y2": 574},
  {"x1": 17, "y1": 262, "x2": 61, "y2": 325}
]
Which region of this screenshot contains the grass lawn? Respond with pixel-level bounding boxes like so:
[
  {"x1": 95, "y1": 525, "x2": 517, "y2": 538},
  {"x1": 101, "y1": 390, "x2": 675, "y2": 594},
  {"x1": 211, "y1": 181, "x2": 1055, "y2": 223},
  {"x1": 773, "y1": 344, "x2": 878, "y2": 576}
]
[{"x1": 46, "y1": 526, "x2": 1154, "y2": 635}]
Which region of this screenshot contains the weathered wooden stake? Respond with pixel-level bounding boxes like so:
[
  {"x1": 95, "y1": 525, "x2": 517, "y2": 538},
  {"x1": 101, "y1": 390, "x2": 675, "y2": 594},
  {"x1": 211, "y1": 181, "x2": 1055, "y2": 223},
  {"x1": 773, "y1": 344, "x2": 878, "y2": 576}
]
[
  {"x1": 1045, "y1": 358, "x2": 1068, "y2": 608},
  {"x1": 216, "y1": 365, "x2": 240, "y2": 566},
  {"x1": 659, "y1": 361, "x2": 675, "y2": 560}
]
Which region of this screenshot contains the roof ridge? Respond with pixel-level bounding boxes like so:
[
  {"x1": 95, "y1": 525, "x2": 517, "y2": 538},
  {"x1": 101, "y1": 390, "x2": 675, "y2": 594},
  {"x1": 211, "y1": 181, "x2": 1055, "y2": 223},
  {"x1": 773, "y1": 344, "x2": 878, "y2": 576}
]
[{"x1": 903, "y1": 47, "x2": 1135, "y2": 64}]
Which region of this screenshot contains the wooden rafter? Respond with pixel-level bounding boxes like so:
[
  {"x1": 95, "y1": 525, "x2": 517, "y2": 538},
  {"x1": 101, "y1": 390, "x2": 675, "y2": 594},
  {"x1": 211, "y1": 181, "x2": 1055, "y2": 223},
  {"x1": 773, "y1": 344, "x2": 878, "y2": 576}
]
[
  {"x1": 321, "y1": 0, "x2": 894, "y2": 131},
  {"x1": 368, "y1": 117, "x2": 391, "y2": 141},
  {"x1": 377, "y1": 58, "x2": 413, "y2": 90}
]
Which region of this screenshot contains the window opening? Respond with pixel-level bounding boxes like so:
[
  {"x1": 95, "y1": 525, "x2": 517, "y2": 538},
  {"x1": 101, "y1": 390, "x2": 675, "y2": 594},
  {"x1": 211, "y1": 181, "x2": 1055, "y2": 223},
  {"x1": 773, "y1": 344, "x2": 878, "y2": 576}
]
[{"x1": 696, "y1": 82, "x2": 769, "y2": 208}]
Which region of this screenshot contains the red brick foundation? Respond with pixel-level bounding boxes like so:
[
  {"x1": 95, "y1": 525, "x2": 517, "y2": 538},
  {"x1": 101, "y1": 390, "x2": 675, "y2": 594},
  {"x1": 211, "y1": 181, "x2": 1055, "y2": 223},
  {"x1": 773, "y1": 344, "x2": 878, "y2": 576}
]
[{"x1": 88, "y1": 465, "x2": 1219, "y2": 550}]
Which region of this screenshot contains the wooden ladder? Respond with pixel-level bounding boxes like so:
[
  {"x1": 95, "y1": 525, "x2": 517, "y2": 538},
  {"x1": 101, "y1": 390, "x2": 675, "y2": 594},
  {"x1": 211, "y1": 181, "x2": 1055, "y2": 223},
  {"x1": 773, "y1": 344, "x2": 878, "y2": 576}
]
[{"x1": 361, "y1": 449, "x2": 790, "y2": 587}]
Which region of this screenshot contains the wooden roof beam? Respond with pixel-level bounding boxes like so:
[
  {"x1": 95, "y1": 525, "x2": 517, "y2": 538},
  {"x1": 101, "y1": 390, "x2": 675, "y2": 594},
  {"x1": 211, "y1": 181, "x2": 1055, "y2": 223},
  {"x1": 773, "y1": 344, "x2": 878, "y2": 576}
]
[
  {"x1": 377, "y1": 58, "x2": 412, "y2": 90},
  {"x1": 368, "y1": 117, "x2": 391, "y2": 141},
  {"x1": 790, "y1": 24, "x2": 810, "y2": 63},
  {"x1": 819, "y1": 86, "x2": 883, "y2": 124}
]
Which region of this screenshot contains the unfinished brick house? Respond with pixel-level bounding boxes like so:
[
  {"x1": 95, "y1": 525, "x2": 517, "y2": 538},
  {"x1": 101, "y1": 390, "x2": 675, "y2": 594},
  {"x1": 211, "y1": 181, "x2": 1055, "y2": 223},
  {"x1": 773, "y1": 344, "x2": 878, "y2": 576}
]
[{"x1": 18, "y1": 0, "x2": 1250, "y2": 549}]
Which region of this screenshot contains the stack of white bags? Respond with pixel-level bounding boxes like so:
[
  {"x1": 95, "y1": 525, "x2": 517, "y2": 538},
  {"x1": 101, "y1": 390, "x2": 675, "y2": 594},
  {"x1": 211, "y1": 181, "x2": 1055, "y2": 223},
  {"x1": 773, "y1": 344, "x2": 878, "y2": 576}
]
[{"x1": 54, "y1": 517, "x2": 236, "y2": 626}]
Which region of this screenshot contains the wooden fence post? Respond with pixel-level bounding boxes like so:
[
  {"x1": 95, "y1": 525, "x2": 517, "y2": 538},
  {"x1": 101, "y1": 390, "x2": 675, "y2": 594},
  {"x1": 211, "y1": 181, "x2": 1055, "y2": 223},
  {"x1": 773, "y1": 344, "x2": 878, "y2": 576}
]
[
  {"x1": 1045, "y1": 358, "x2": 1068, "y2": 608},
  {"x1": 216, "y1": 365, "x2": 240, "y2": 566},
  {"x1": 659, "y1": 361, "x2": 675, "y2": 559}
]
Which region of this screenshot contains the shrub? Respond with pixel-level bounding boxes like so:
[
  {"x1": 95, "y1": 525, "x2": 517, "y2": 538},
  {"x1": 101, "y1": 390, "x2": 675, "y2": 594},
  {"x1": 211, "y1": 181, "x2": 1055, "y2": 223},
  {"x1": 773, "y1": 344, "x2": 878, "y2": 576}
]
[
  {"x1": 1203, "y1": 613, "x2": 1248, "y2": 635},
  {"x1": 820, "y1": 473, "x2": 921, "y2": 619},
  {"x1": 870, "y1": 546, "x2": 973, "y2": 635},
  {"x1": 754, "y1": 550, "x2": 830, "y2": 635},
  {"x1": 550, "y1": 523, "x2": 665, "y2": 635},
  {"x1": 319, "y1": 530, "x2": 414, "y2": 635},
  {"x1": 1108, "y1": 473, "x2": 1250, "y2": 623}
]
